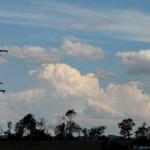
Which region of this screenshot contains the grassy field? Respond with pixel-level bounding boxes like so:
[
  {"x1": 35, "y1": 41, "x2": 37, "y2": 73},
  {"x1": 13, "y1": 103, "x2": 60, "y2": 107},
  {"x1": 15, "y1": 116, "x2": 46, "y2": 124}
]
[
  {"x1": 0, "y1": 141, "x2": 133, "y2": 150},
  {"x1": 0, "y1": 141, "x2": 108, "y2": 150}
]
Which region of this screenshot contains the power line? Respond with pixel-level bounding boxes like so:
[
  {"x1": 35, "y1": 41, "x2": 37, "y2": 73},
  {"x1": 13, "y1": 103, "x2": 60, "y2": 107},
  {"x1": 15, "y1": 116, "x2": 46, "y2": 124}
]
[{"x1": 96, "y1": 72, "x2": 150, "y2": 88}]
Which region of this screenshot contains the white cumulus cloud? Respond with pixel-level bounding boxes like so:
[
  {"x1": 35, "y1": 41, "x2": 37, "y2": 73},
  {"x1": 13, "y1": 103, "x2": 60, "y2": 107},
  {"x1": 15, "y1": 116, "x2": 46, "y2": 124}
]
[
  {"x1": 62, "y1": 39, "x2": 104, "y2": 60},
  {"x1": 117, "y1": 50, "x2": 150, "y2": 74},
  {"x1": 31, "y1": 63, "x2": 150, "y2": 122},
  {"x1": 85, "y1": 82, "x2": 150, "y2": 119},
  {"x1": 39, "y1": 64, "x2": 100, "y2": 97},
  {"x1": 0, "y1": 45, "x2": 61, "y2": 63},
  {"x1": 1, "y1": 63, "x2": 150, "y2": 130}
]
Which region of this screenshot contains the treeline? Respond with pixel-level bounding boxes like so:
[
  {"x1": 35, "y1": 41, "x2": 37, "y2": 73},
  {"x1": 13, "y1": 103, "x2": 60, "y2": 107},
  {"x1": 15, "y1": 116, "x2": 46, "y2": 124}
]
[{"x1": 1, "y1": 109, "x2": 150, "y2": 143}]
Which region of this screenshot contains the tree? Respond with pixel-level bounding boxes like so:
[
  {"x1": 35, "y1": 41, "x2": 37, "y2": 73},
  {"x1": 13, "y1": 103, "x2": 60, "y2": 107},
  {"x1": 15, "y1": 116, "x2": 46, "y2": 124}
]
[
  {"x1": 0, "y1": 125, "x2": 3, "y2": 136},
  {"x1": 55, "y1": 115, "x2": 66, "y2": 139},
  {"x1": 55, "y1": 109, "x2": 81, "y2": 139},
  {"x1": 36, "y1": 117, "x2": 46, "y2": 131},
  {"x1": 65, "y1": 109, "x2": 80, "y2": 139},
  {"x1": 55, "y1": 122, "x2": 66, "y2": 139},
  {"x1": 15, "y1": 120, "x2": 24, "y2": 138},
  {"x1": 118, "y1": 118, "x2": 135, "y2": 139},
  {"x1": 75, "y1": 124, "x2": 82, "y2": 137},
  {"x1": 89, "y1": 126, "x2": 106, "y2": 139},
  {"x1": 22, "y1": 114, "x2": 36, "y2": 136},
  {"x1": 65, "y1": 109, "x2": 76, "y2": 122},
  {"x1": 135, "y1": 122, "x2": 148, "y2": 138},
  {"x1": 7, "y1": 121, "x2": 13, "y2": 135},
  {"x1": 65, "y1": 121, "x2": 81, "y2": 138},
  {"x1": 15, "y1": 114, "x2": 37, "y2": 138},
  {"x1": 4, "y1": 121, "x2": 13, "y2": 137},
  {"x1": 82, "y1": 128, "x2": 88, "y2": 139}
]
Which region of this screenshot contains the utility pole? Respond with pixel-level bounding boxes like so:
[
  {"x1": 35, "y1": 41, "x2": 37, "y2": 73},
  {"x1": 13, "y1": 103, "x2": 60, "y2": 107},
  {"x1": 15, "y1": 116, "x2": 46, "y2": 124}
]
[{"x1": 0, "y1": 50, "x2": 8, "y2": 93}]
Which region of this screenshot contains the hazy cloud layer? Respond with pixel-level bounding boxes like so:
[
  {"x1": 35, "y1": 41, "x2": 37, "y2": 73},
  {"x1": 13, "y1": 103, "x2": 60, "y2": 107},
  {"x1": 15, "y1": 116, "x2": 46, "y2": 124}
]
[
  {"x1": 117, "y1": 50, "x2": 150, "y2": 74},
  {"x1": 0, "y1": 89, "x2": 45, "y2": 124}
]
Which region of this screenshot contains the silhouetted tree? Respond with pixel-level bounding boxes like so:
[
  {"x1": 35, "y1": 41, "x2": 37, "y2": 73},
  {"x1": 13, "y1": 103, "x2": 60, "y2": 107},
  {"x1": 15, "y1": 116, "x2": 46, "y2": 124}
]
[
  {"x1": 22, "y1": 114, "x2": 36, "y2": 136},
  {"x1": 15, "y1": 114, "x2": 36, "y2": 139},
  {"x1": 7, "y1": 121, "x2": 13, "y2": 133},
  {"x1": 7, "y1": 121, "x2": 12, "y2": 135},
  {"x1": 118, "y1": 118, "x2": 135, "y2": 139},
  {"x1": 82, "y1": 128, "x2": 88, "y2": 139},
  {"x1": 15, "y1": 120, "x2": 24, "y2": 138},
  {"x1": 4, "y1": 121, "x2": 13, "y2": 137},
  {"x1": 65, "y1": 121, "x2": 81, "y2": 138},
  {"x1": 55, "y1": 122, "x2": 66, "y2": 139},
  {"x1": 135, "y1": 122, "x2": 148, "y2": 139},
  {"x1": 37, "y1": 118, "x2": 46, "y2": 131},
  {"x1": 0, "y1": 125, "x2": 3, "y2": 136},
  {"x1": 75, "y1": 124, "x2": 82, "y2": 137},
  {"x1": 55, "y1": 109, "x2": 81, "y2": 139},
  {"x1": 65, "y1": 109, "x2": 81, "y2": 139},
  {"x1": 89, "y1": 126, "x2": 106, "y2": 139},
  {"x1": 55, "y1": 115, "x2": 66, "y2": 139},
  {"x1": 65, "y1": 109, "x2": 76, "y2": 122},
  {"x1": 34, "y1": 117, "x2": 50, "y2": 140}
]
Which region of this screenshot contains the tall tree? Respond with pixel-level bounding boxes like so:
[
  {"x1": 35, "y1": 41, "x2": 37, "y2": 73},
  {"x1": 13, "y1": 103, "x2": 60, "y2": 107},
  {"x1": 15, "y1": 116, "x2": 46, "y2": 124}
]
[
  {"x1": 55, "y1": 109, "x2": 81, "y2": 139},
  {"x1": 4, "y1": 121, "x2": 13, "y2": 137},
  {"x1": 7, "y1": 121, "x2": 13, "y2": 135},
  {"x1": 15, "y1": 114, "x2": 37, "y2": 138},
  {"x1": 15, "y1": 120, "x2": 24, "y2": 138},
  {"x1": 22, "y1": 114, "x2": 36, "y2": 136},
  {"x1": 65, "y1": 121, "x2": 81, "y2": 138},
  {"x1": 65, "y1": 109, "x2": 76, "y2": 122},
  {"x1": 55, "y1": 115, "x2": 66, "y2": 139},
  {"x1": 118, "y1": 118, "x2": 135, "y2": 139}
]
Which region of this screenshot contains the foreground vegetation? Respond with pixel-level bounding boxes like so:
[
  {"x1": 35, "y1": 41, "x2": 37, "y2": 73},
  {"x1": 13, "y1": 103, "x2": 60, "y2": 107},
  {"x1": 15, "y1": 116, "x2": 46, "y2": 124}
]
[
  {"x1": 0, "y1": 140, "x2": 134, "y2": 150},
  {"x1": 0, "y1": 109, "x2": 150, "y2": 149}
]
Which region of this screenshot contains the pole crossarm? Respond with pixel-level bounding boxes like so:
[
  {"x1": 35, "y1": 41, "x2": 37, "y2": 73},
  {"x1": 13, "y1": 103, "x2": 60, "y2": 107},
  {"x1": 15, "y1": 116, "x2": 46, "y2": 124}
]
[
  {"x1": 0, "y1": 49, "x2": 8, "y2": 93},
  {"x1": 0, "y1": 90, "x2": 5, "y2": 93},
  {"x1": 0, "y1": 50, "x2": 8, "y2": 53}
]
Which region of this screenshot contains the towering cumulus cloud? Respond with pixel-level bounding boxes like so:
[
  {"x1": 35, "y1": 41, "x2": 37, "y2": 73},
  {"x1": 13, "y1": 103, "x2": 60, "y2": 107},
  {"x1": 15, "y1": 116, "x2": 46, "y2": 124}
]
[
  {"x1": 0, "y1": 63, "x2": 150, "y2": 126},
  {"x1": 30, "y1": 63, "x2": 150, "y2": 121}
]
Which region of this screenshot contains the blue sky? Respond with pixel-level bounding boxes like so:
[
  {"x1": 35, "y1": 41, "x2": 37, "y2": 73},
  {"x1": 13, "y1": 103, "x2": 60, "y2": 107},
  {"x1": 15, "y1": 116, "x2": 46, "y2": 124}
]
[{"x1": 0, "y1": 0, "x2": 150, "y2": 135}]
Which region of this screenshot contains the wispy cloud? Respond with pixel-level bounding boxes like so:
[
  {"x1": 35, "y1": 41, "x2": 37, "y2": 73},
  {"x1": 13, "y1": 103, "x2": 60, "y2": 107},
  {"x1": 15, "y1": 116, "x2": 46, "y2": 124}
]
[{"x1": 1, "y1": 1, "x2": 150, "y2": 42}]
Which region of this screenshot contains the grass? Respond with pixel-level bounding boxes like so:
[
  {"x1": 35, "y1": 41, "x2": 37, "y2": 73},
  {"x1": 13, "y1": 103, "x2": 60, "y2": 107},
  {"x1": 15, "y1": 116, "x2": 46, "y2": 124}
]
[{"x1": 0, "y1": 141, "x2": 108, "y2": 150}]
